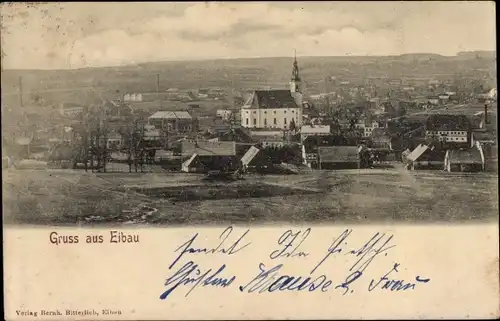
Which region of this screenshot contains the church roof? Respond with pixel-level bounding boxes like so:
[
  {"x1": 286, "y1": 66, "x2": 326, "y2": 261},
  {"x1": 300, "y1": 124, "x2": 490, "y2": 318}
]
[{"x1": 245, "y1": 90, "x2": 299, "y2": 109}]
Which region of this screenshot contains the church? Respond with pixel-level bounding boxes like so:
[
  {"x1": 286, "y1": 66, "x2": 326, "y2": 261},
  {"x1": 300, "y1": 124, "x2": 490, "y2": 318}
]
[{"x1": 240, "y1": 54, "x2": 304, "y2": 130}]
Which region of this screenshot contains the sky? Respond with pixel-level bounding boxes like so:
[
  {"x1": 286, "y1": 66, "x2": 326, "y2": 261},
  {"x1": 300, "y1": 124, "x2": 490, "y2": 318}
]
[{"x1": 0, "y1": 1, "x2": 496, "y2": 70}]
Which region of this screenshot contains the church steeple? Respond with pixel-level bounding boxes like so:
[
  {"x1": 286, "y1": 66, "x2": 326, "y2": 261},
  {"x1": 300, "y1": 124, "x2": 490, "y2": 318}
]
[
  {"x1": 291, "y1": 49, "x2": 301, "y2": 82},
  {"x1": 290, "y1": 49, "x2": 302, "y2": 93}
]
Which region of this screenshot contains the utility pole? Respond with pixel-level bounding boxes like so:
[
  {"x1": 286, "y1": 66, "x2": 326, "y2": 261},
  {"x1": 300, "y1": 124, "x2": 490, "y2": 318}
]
[
  {"x1": 157, "y1": 74, "x2": 160, "y2": 93},
  {"x1": 484, "y1": 103, "x2": 488, "y2": 125},
  {"x1": 19, "y1": 76, "x2": 23, "y2": 108}
]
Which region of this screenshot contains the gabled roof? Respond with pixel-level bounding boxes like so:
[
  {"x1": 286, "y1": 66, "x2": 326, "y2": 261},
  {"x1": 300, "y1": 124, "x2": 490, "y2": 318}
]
[
  {"x1": 448, "y1": 148, "x2": 483, "y2": 164},
  {"x1": 181, "y1": 141, "x2": 236, "y2": 156},
  {"x1": 15, "y1": 137, "x2": 32, "y2": 145},
  {"x1": 243, "y1": 90, "x2": 298, "y2": 109},
  {"x1": 301, "y1": 125, "x2": 330, "y2": 135},
  {"x1": 472, "y1": 131, "x2": 496, "y2": 142},
  {"x1": 417, "y1": 148, "x2": 446, "y2": 162},
  {"x1": 425, "y1": 114, "x2": 470, "y2": 131},
  {"x1": 406, "y1": 144, "x2": 429, "y2": 162},
  {"x1": 149, "y1": 111, "x2": 192, "y2": 119},
  {"x1": 318, "y1": 146, "x2": 360, "y2": 163},
  {"x1": 219, "y1": 128, "x2": 252, "y2": 143}
]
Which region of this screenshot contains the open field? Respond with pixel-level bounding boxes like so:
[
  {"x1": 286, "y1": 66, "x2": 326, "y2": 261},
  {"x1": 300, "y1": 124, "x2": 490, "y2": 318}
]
[{"x1": 3, "y1": 166, "x2": 498, "y2": 226}]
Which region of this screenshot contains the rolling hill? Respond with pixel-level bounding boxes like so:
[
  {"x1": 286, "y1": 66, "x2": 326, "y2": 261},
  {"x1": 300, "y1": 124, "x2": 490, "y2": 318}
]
[{"x1": 1, "y1": 51, "x2": 496, "y2": 113}]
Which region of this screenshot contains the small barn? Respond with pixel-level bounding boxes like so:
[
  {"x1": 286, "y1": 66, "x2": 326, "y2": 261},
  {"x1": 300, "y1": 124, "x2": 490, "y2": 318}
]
[
  {"x1": 181, "y1": 141, "x2": 237, "y2": 173},
  {"x1": 317, "y1": 146, "x2": 360, "y2": 169},
  {"x1": 444, "y1": 147, "x2": 484, "y2": 172},
  {"x1": 405, "y1": 144, "x2": 447, "y2": 170}
]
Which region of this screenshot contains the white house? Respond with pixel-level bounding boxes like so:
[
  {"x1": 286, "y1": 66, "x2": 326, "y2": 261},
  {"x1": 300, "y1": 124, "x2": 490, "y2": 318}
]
[
  {"x1": 123, "y1": 93, "x2": 143, "y2": 102},
  {"x1": 425, "y1": 114, "x2": 471, "y2": 144},
  {"x1": 363, "y1": 121, "x2": 381, "y2": 137},
  {"x1": 216, "y1": 109, "x2": 232, "y2": 121}
]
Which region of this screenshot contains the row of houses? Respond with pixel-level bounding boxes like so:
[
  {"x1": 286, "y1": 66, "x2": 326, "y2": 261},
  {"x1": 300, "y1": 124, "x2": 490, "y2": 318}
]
[
  {"x1": 404, "y1": 141, "x2": 489, "y2": 172},
  {"x1": 121, "y1": 88, "x2": 228, "y2": 103},
  {"x1": 177, "y1": 140, "x2": 364, "y2": 173}
]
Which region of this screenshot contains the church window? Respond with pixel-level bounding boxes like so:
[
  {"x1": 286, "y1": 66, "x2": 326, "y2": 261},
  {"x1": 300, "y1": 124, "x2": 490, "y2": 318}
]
[
  {"x1": 274, "y1": 118, "x2": 277, "y2": 125},
  {"x1": 264, "y1": 118, "x2": 267, "y2": 126},
  {"x1": 253, "y1": 119, "x2": 256, "y2": 125},
  {"x1": 284, "y1": 118, "x2": 287, "y2": 124},
  {"x1": 246, "y1": 118, "x2": 249, "y2": 125}
]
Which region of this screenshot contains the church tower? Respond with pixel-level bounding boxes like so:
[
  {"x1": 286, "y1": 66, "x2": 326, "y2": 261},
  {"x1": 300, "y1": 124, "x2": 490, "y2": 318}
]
[
  {"x1": 289, "y1": 50, "x2": 302, "y2": 94},
  {"x1": 290, "y1": 50, "x2": 303, "y2": 107}
]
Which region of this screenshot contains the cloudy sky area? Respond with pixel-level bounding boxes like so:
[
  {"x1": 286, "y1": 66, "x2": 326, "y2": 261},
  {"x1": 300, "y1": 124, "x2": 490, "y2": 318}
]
[{"x1": 1, "y1": 2, "x2": 496, "y2": 70}]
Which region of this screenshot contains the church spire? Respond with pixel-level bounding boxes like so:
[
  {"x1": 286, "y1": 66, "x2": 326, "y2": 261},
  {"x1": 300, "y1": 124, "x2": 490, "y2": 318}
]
[{"x1": 291, "y1": 49, "x2": 300, "y2": 82}]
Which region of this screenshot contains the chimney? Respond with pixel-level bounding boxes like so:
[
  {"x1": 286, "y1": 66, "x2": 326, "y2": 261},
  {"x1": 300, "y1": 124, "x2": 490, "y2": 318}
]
[
  {"x1": 19, "y1": 76, "x2": 23, "y2": 108},
  {"x1": 484, "y1": 104, "x2": 488, "y2": 125}
]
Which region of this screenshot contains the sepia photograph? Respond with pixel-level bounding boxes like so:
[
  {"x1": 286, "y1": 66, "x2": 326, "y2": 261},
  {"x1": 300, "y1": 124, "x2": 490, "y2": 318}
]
[
  {"x1": 2, "y1": 2, "x2": 499, "y2": 320},
  {"x1": 2, "y1": 2, "x2": 497, "y2": 227}
]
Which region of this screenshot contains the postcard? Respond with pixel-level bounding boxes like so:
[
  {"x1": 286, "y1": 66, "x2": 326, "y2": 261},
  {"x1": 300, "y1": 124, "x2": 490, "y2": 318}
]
[{"x1": 2, "y1": 2, "x2": 499, "y2": 320}]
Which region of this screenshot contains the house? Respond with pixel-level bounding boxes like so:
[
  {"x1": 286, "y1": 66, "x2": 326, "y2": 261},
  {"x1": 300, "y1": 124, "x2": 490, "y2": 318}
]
[
  {"x1": 216, "y1": 109, "x2": 233, "y2": 121},
  {"x1": 404, "y1": 144, "x2": 446, "y2": 170},
  {"x1": 317, "y1": 146, "x2": 360, "y2": 169},
  {"x1": 482, "y1": 144, "x2": 498, "y2": 172},
  {"x1": 143, "y1": 125, "x2": 162, "y2": 142},
  {"x1": 59, "y1": 102, "x2": 85, "y2": 117},
  {"x1": 362, "y1": 120, "x2": 382, "y2": 137},
  {"x1": 444, "y1": 145, "x2": 484, "y2": 172},
  {"x1": 427, "y1": 96, "x2": 440, "y2": 105},
  {"x1": 181, "y1": 140, "x2": 236, "y2": 157},
  {"x1": 476, "y1": 88, "x2": 497, "y2": 102},
  {"x1": 123, "y1": 93, "x2": 143, "y2": 102},
  {"x1": 338, "y1": 119, "x2": 352, "y2": 129},
  {"x1": 425, "y1": 114, "x2": 471, "y2": 145},
  {"x1": 471, "y1": 131, "x2": 496, "y2": 146},
  {"x1": 250, "y1": 130, "x2": 286, "y2": 148},
  {"x1": 219, "y1": 127, "x2": 252, "y2": 144},
  {"x1": 472, "y1": 111, "x2": 497, "y2": 132},
  {"x1": 180, "y1": 140, "x2": 237, "y2": 173},
  {"x1": 106, "y1": 132, "x2": 123, "y2": 150},
  {"x1": 300, "y1": 125, "x2": 331, "y2": 140},
  {"x1": 240, "y1": 54, "x2": 304, "y2": 130},
  {"x1": 438, "y1": 94, "x2": 450, "y2": 102},
  {"x1": 371, "y1": 128, "x2": 392, "y2": 150},
  {"x1": 148, "y1": 111, "x2": 193, "y2": 134}
]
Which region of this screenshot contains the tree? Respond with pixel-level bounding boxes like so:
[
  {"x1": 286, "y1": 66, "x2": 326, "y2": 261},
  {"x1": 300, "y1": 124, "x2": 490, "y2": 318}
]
[{"x1": 289, "y1": 117, "x2": 297, "y2": 132}]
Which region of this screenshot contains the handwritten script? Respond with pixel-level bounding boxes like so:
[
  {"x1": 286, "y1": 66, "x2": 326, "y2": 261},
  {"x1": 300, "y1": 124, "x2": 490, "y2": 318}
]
[{"x1": 159, "y1": 227, "x2": 431, "y2": 300}]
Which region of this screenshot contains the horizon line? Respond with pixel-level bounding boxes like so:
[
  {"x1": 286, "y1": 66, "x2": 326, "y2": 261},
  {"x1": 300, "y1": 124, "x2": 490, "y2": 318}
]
[{"x1": 2, "y1": 50, "x2": 496, "y2": 72}]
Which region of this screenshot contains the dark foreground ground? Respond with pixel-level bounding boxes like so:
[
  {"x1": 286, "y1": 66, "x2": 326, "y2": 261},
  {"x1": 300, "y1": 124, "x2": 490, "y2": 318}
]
[{"x1": 2, "y1": 166, "x2": 498, "y2": 226}]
